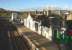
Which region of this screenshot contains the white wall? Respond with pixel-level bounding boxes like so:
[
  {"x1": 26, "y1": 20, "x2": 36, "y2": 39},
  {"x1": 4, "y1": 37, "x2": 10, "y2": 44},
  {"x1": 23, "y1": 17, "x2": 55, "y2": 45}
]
[
  {"x1": 24, "y1": 13, "x2": 35, "y2": 31},
  {"x1": 37, "y1": 24, "x2": 52, "y2": 41},
  {"x1": 11, "y1": 13, "x2": 14, "y2": 21},
  {"x1": 26, "y1": 13, "x2": 33, "y2": 28},
  {"x1": 46, "y1": 26, "x2": 52, "y2": 41},
  {"x1": 38, "y1": 26, "x2": 42, "y2": 35},
  {"x1": 24, "y1": 19, "x2": 27, "y2": 26},
  {"x1": 31, "y1": 21, "x2": 35, "y2": 31},
  {"x1": 41, "y1": 26, "x2": 52, "y2": 41},
  {"x1": 24, "y1": 13, "x2": 53, "y2": 41}
]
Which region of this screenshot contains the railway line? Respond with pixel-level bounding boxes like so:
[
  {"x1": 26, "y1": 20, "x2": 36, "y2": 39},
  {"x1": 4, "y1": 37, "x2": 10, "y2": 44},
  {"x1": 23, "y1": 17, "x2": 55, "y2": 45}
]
[{"x1": 0, "y1": 18, "x2": 30, "y2": 50}]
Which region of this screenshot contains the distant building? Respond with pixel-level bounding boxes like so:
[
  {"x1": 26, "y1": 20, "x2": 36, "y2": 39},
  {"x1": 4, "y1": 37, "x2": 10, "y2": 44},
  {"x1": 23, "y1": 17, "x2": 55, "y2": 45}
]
[
  {"x1": 11, "y1": 12, "x2": 18, "y2": 21},
  {"x1": 67, "y1": 12, "x2": 72, "y2": 20}
]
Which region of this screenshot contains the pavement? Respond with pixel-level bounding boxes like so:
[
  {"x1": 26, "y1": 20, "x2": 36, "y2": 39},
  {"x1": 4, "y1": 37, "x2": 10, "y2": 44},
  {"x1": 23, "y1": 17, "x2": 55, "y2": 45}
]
[{"x1": 17, "y1": 25, "x2": 59, "y2": 50}]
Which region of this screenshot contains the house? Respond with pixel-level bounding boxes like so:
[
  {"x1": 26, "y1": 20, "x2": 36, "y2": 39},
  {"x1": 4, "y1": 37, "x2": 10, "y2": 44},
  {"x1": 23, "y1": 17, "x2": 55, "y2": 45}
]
[
  {"x1": 66, "y1": 12, "x2": 72, "y2": 20},
  {"x1": 11, "y1": 13, "x2": 18, "y2": 21},
  {"x1": 24, "y1": 12, "x2": 62, "y2": 41},
  {"x1": 24, "y1": 13, "x2": 53, "y2": 41},
  {"x1": 24, "y1": 13, "x2": 35, "y2": 31}
]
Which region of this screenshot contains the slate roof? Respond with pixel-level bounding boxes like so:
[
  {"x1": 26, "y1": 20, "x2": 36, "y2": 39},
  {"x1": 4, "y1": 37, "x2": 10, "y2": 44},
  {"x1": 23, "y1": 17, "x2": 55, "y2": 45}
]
[
  {"x1": 30, "y1": 14, "x2": 50, "y2": 27},
  {"x1": 31, "y1": 14, "x2": 62, "y2": 28}
]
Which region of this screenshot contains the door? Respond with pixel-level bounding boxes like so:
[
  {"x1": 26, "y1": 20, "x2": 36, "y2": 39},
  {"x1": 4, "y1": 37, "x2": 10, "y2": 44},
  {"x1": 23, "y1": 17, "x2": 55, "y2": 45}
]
[{"x1": 35, "y1": 23, "x2": 38, "y2": 32}]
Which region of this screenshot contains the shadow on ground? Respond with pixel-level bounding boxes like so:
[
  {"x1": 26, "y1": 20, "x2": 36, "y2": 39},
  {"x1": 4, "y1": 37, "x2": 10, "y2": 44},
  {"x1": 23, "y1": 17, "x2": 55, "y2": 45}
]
[{"x1": 0, "y1": 17, "x2": 30, "y2": 50}]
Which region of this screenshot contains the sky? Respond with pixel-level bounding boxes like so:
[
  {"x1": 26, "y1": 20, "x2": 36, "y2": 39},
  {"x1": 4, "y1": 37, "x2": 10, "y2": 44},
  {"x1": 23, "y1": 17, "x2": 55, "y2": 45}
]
[{"x1": 0, "y1": 0, "x2": 72, "y2": 11}]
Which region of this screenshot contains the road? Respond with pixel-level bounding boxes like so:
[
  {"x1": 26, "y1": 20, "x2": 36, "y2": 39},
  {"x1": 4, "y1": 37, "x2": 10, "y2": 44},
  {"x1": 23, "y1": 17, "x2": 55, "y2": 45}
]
[{"x1": 0, "y1": 18, "x2": 30, "y2": 50}]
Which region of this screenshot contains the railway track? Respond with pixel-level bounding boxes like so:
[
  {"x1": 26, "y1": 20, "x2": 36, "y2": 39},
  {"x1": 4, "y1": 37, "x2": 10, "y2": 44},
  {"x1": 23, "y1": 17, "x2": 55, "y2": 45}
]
[
  {"x1": 9, "y1": 31, "x2": 30, "y2": 50},
  {"x1": 0, "y1": 19, "x2": 30, "y2": 50}
]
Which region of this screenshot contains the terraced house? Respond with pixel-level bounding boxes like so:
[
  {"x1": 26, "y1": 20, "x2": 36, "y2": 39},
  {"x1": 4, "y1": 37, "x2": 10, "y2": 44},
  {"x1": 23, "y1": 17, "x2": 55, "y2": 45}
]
[{"x1": 24, "y1": 10, "x2": 62, "y2": 41}]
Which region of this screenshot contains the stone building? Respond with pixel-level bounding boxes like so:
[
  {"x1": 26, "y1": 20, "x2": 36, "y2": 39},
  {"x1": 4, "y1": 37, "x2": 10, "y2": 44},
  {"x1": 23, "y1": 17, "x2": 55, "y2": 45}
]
[{"x1": 24, "y1": 12, "x2": 62, "y2": 41}]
